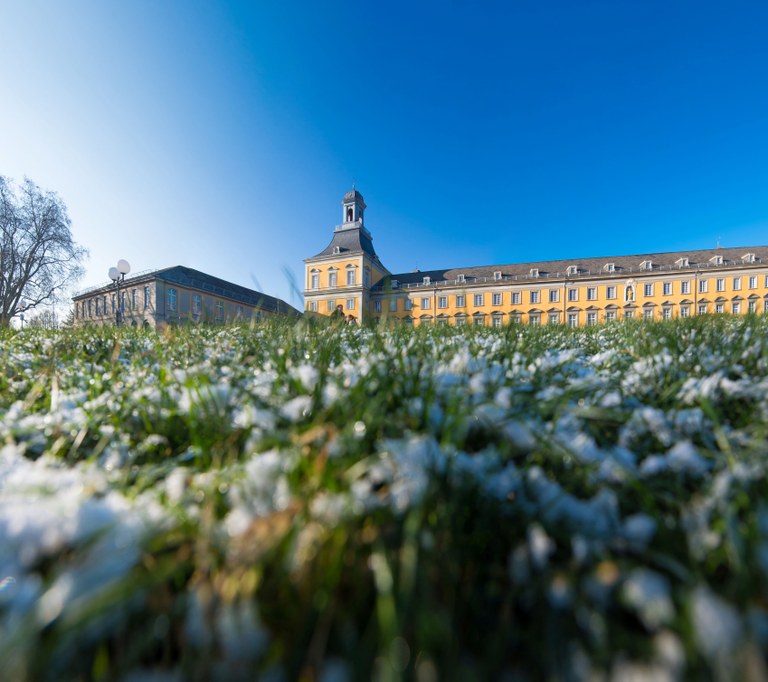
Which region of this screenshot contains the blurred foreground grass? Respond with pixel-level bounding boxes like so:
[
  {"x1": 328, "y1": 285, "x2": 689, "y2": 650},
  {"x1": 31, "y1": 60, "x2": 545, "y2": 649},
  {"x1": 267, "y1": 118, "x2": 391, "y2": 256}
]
[{"x1": 1, "y1": 316, "x2": 768, "y2": 681}]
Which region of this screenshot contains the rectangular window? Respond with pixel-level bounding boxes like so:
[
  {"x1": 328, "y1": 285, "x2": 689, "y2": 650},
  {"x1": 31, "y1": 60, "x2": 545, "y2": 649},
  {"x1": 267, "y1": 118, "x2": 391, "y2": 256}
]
[
  {"x1": 438, "y1": 295, "x2": 448, "y2": 308},
  {"x1": 662, "y1": 282, "x2": 672, "y2": 296},
  {"x1": 192, "y1": 294, "x2": 202, "y2": 315},
  {"x1": 88, "y1": 300, "x2": 92, "y2": 317},
  {"x1": 404, "y1": 299, "x2": 413, "y2": 311},
  {"x1": 529, "y1": 290, "x2": 539, "y2": 304},
  {"x1": 455, "y1": 317, "x2": 466, "y2": 326},
  {"x1": 715, "y1": 303, "x2": 724, "y2": 314},
  {"x1": 699, "y1": 279, "x2": 708, "y2": 293},
  {"x1": 586, "y1": 312, "x2": 597, "y2": 325},
  {"x1": 644, "y1": 309, "x2": 654, "y2": 320},
  {"x1": 587, "y1": 287, "x2": 597, "y2": 301},
  {"x1": 698, "y1": 304, "x2": 708, "y2": 315},
  {"x1": 474, "y1": 293, "x2": 484, "y2": 307},
  {"x1": 167, "y1": 288, "x2": 177, "y2": 312},
  {"x1": 606, "y1": 286, "x2": 616, "y2": 300},
  {"x1": 236, "y1": 305, "x2": 244, "y2": 318},
  {"x1": 511, "y1": 292, "x2": 521, "y2": 305},
  {"x1": 662, "y1": 308, "x2": 672, "y2": 320},
  {"x1": 492, "y1": 316, "x2": 502, "y2": 327},
  {"x1": 95, "y1": 299, "x2": 101, "y2": 315},
  {"x1": 364, "y1": 268, "x2": 370, "y2": 287},
  {"x1": 644, "y1": 283, "x2": 654, "y2": 297},
  {"x1": 346, "y1": 298, "x2": 355, "y2": 310},
  {"x1": 474, "y1": 316, "x2": 485, "y2": 326},
  {"x1": 748, "y1": 300, "x2": 757, "y2": 313},
  {"x1": 567, "y1": 288, "x2": 578, "y2": 302},
  {"x1": 455, "y1": 294, "x2": 466, "y2": 307},
  {"x1": 549, "y1": 289, "x2": 559, "y2": 303},
  {"x1": 144, "y1": 286, "x2": 150, "y2": 308},
  {"x1": 373, "y1": 300, "x2": 382, "y2": 313},
  {"x1": 605, "y1": 311, "x2": 616, "y2": 321},
  {"x1": 765, "y1": 300, "x2": 768, "y2": 313},
  {"x1": 310, "y1": 301, "x2": 318, "y2": 312},
  {"x1": 421, "y1": 297, "x2": 431, "y2": 309},
  {"x1": 548, "y1": 313, "x2": 560, "y2": 325},
  {"x1": 733, "y1": 277, "x2": 741, "y2": 290},
  {"x1": 216, "y1": 301, "x2": 224, "y2": 320},
  {"x1": 329, "y1": 272, "x2": 337, "y2": 288},
  {"x1": 389, "y1": 299, "x2": 398, "y2": 312},
  {"x1": 681, "y1": 280, "x2": 690, "y2": 295},
  {"x1": 111, "y1": 295, "x2": 116, "y2": 313},
  {"x1": 311, "y1": 272, "x2": 319, "y2": 289},
  {"x1": 327, "y1": 299, "x2": 336, "y2": 312},
  {"x1": 764, "y1": 275, "x2": 768, "y2": 288},
  {"x1": 732, "y1": 302, "x2": 741, "y2": 314},
  {"x1": 347, "y1": 269, "x2": 356, "y2": 286},
  {"x1": 568, "y1": 313, "x2": 578, "y2": 327},
  {"x1": 716, "y1": 278, "x2": 725, "y2": 292},
  {"x1": 749, "y1": 276, "x2": 757, "y2": 289},
  {"x1": 680, "y1": 306, "x2": 689, "y2": 317},
  {"x1": 624, "y1": 310, "x2": 635, "y2": 319},
  {"x1": 529, "y1": 314, "x2": 540, "y2": 326},
  {"x1": 132, "y1": 289, "x2": 137, "y2": 309},
  {"x1": 492, "y1": 292, "x2": 502, "y2": 306}
]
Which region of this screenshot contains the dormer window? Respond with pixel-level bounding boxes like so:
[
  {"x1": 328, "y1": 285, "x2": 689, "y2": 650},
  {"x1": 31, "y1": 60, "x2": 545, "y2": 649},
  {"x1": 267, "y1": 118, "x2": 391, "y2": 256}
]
[
  {"x1": 604, "y1": 263, "x2": 615, "y2": 272},
  {"x1": 710, "y1": 255, "x2": 723, "y2": 265},
  {"x1": 640, "y1": 260, "x2": 653, "y2": 271},
  {"x1": 333, "y1": 246, "x2": 341, "y2": 255},
  {"x1": 493, "y1": 271, "x2": 502, "y2": 281},
  {"x1": 742, "y1": 252, "x2": 756, "y2": 263},
  {"x1": 457, "y1": 274, "x2": 466, "y2": 283},
  {"x1": 676, "y1": 257, "x2": 689, "y2": 268},
  {"x1": 391, "y1": 279, "x2": 399, "y2": 289},
  {"x1": 423, "y1": 276, "x2": 431, "y2": 285},
  {"x1": 530, "y1": 268, "x2": 539, "y2": 278},
  {"x1": 566, "y1": 265, "x2": 579, "y2": 276}
]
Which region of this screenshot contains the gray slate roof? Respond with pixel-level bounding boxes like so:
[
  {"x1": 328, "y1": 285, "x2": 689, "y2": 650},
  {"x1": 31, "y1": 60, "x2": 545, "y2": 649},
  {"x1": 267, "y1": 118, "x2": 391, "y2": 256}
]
[
  {"x1": 372, "y1": 245, "x2": 768, "y2": 291},
  {"x1": 154, "y1": 266, "x2": 299, "y2": 314},
  {"x1": 309, "y1": 226, "x2": 382, "y2": 262}
]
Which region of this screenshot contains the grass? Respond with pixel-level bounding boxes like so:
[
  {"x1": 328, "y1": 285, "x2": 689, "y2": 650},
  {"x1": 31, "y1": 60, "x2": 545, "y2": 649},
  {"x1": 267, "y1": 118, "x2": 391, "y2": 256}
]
[{"x1": 1, "y1": 316, "x2": 768, "y2": 681}]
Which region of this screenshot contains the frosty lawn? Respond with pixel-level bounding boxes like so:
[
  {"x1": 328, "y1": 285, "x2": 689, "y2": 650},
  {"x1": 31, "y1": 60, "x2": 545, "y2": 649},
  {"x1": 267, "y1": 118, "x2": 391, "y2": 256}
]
[{"x1": 1, "y1": 317, "x2": 768, "y2": 681}]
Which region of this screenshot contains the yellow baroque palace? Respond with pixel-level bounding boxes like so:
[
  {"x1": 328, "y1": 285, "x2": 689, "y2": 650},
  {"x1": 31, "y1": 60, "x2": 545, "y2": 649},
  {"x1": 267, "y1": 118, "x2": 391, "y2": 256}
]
[{"x1": 305, "y1": 189, "x2": 768, "y2": 326}]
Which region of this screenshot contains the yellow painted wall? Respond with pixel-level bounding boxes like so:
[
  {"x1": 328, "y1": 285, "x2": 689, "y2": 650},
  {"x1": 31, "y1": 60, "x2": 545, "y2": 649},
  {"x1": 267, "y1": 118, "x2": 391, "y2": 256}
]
[{"x1": 368, "y1": 269, "x2": 768, "y2": 326}]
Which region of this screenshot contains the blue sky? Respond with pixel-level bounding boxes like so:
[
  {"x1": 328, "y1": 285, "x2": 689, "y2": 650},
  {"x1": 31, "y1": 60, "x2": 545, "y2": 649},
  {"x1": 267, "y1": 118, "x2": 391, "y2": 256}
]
[{"x1": 2, "y1": 1, "x2": 768, "y2": 308}]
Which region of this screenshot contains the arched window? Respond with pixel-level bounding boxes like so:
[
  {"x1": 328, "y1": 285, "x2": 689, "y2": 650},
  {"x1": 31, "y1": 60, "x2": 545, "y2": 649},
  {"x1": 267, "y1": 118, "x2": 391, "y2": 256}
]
[{"x1": 347, "y1": 207, "x2": 353, "y2": 221}]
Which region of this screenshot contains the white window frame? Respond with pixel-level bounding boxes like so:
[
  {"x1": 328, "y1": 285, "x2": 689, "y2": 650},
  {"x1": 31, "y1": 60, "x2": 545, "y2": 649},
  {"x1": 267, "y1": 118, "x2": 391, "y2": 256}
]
[
  {"x1": 438, "y1": 295, "x2": 448, "y2": 309},
  {"x1": 716, "y1": 278, "x2": 725, "y2": 292},
  {"x1": 567, "y1": 288, "x2": 578, "y2": 302},
  {"x1": 681, "y1": 281, "x2": 690, "y2": 295},
  {"x1": 549, "y1": 289, "x2": 559, "y2": 303},
  {"x1": 167, "y1": 288, "x2": 177, "y2": 312},
  {"x1": 492, "y1": 292, "x2": 502, "y2": 306},
  {"x1": 474, "y1": 293, "x2": 484, "y2": 307},
  {"x1": 662, "y1": 282, "x2": 672, "y2": 296},
  {"x1": 732, "y1": 277, "x2": 741, "y2": 290},
  {"x1": 644, "y1": 283, "x2": 654, "y2": 297},
  {"x1": 421, "y1": 297, "x2": 431, "y2": 310},
  {"x1": 511, "y1": 292, "x2": 521, "y2": 305},
  {"x1": 587, "y1": 287, "x2": 597, "y2": 301},
  {"x1": 606, "y1": 286, "x2": 616, "y2": 300},
  {"x1": 456, "y1": 294, "x2": 465, "y2": 307},
  {"x1": 529, "y1": 290, "x2": 540, "y2": 304}
]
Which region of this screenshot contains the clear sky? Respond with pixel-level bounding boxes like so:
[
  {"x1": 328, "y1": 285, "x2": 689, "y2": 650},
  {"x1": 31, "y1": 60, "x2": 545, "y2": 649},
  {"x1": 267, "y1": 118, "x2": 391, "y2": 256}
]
[{"x1": 2, "y1": 0, "x2": 768, "y2": 308}]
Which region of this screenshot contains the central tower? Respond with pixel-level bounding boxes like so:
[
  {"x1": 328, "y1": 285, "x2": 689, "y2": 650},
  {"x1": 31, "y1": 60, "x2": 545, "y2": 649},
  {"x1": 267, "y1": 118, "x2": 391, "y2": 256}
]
[{"x1": 303, "y1": 188, "x2": 389, "y2": 321}]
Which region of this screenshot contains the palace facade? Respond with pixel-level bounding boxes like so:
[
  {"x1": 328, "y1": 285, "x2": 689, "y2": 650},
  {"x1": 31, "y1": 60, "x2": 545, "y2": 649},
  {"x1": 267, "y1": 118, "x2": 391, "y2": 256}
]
[
  {"x1": 305, "y1": 189, "x2": 768, "y2": 326},
  {"x1": 73, "y1": 265, "x2": 299, "y2": 328}
]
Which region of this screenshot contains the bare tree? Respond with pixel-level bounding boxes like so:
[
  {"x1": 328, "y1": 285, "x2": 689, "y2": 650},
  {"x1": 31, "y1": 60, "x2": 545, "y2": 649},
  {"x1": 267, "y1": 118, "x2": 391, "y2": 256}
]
[{"x1": 0, "y1": 176, "x2": 87, "y2": 326}]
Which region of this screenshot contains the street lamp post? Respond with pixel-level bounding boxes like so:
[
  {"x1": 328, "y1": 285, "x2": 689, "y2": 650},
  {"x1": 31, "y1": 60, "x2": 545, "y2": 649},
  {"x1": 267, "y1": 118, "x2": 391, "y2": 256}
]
[
  {"x1": 18, "y1": 299, "x2": 27, "y2": 329},
  {"x1": 108, "y1": 259, "x2": 131, "y2": 326}
]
